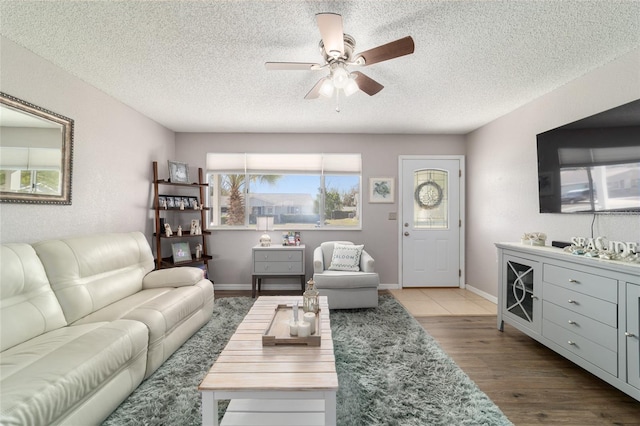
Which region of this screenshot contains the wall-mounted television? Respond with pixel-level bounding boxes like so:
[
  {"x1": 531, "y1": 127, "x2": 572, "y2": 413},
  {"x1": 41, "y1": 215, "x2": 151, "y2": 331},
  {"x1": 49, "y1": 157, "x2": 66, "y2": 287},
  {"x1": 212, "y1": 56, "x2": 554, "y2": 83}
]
[{"x1": 537, "y1": 99, "x2": 640, "y2": 214}]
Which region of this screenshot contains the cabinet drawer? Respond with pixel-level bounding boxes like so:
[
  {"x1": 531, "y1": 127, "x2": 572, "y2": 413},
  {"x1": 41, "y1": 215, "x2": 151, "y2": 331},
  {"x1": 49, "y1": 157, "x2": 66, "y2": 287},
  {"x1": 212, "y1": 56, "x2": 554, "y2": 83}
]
[
  {"x1": 543, "y1": 300, "x2": 617, "y2": 351},
  {"x1": 543, "y1": 264, "x2": 617, "y2": 303},
  {"x1": 254, "y1": 250, "x2": 303, "y2": 262},
  {"x1": 254, "y1": 261, "x2": 303, "y2": 274},
  {"x1": 543, "y1": 319, "x2": 617, "y2": 376},
  {"x1": 543, "y1": 282, "x2": 617, "y2": 327}
]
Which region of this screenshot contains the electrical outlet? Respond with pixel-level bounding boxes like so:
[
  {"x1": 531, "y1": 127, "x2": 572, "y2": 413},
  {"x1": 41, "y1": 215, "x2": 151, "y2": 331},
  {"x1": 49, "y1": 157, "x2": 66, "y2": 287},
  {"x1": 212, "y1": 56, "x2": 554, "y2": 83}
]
[{"x1": 388, "y1": 212, "x2": 397, "y2": 220}]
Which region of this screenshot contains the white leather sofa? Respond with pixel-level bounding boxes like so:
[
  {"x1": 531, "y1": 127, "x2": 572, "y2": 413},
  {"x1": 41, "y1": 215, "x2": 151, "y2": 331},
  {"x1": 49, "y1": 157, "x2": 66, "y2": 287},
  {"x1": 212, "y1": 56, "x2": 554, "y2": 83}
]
[
  {"x1": 0, "y1": 232, "x2": 214, "y2": 426},
  {"x1": 313, "y1": 241, "x2": 379, "y2": 309}
]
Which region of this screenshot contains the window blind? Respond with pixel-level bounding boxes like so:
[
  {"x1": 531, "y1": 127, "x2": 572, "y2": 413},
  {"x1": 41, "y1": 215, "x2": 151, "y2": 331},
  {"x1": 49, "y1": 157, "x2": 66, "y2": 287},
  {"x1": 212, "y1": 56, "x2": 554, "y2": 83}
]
[{"x1": 206, "y1": 153, "x2": 361, "y2": 174}]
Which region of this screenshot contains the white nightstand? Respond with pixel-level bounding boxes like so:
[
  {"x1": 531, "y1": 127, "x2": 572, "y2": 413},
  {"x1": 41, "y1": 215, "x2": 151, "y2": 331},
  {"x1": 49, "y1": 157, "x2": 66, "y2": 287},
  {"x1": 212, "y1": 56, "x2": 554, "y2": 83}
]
[{"x1": 251, "y1": 244, "x2": 305, "y2": 298}]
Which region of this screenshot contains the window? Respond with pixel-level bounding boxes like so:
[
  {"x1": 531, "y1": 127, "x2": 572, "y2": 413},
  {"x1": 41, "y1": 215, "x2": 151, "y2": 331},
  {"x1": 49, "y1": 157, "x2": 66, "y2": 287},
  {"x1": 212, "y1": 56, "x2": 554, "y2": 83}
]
[{"x1": 206, "y1": 153, "x2": 361, "y2": 229}]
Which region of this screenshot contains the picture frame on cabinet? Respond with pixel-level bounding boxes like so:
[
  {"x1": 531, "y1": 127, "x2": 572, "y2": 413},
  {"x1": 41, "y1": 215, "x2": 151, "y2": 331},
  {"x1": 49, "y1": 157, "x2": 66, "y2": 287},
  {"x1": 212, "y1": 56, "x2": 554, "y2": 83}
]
[
  {"x1": 369, "y1": 177, "x2": 394, "y2": 203},
  {"x1": 171, "y1": 242, "x2": 192, "y2": 264},
  {"x1": 168, "y1": 160, "x2": 189, "y2": 183}
]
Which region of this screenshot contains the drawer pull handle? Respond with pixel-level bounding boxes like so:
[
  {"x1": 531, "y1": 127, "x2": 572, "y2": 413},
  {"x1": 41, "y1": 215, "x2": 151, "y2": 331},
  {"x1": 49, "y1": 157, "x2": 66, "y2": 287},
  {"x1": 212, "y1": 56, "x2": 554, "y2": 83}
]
[
  {"x1": 568, "y1": 279, "x2": 579, "y2": 283},
  {"x1": 567, "y1": 299, "x2": 577, "y2": 304},
  {"x1": 626, "y1": 332, "x2": 637, "y2": 338},
  {"x1": 568, "y1": 320, "x2": 576, "y2": 325},
  {"x1": 568, "y1": 341, "x2": 576, "y2": 346}
]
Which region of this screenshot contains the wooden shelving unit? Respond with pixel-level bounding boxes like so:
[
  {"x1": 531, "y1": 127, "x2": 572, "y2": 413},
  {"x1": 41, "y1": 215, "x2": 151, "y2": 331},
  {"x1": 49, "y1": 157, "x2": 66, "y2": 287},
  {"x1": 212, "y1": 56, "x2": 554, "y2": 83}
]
[{"x1": 152, "y1": 161, "x2": 212, "y2": 276}]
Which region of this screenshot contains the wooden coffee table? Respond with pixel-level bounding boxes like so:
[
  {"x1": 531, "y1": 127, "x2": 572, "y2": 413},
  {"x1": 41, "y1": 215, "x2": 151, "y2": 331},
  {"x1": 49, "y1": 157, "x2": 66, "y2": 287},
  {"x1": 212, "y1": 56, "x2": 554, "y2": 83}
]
[{"x1": 199, "y1": 296, "x2": 338, "y2": 426}]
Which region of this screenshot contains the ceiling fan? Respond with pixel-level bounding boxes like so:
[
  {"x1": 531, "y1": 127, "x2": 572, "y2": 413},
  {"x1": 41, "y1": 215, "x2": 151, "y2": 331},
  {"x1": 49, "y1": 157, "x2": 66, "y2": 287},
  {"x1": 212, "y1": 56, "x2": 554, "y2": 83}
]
[{"x1": 265, "y1": 13, "x2": 415, "y2": 101}]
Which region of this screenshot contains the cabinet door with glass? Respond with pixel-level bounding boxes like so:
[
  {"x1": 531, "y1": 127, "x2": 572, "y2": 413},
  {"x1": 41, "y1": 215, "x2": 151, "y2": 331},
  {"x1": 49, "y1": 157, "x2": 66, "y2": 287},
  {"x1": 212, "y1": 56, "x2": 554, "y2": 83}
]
[{"x1": 500, "y1": 254, "x2": 542, "y2": 335}]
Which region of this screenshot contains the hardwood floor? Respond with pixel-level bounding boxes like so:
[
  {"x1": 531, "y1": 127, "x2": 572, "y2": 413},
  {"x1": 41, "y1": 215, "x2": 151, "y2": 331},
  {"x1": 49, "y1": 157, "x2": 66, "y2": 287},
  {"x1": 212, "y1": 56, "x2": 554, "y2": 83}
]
[
  {"x1": 419, "y1": 316, "x2": 640, "y2": 426},
  {"x1": 213, "y1": 290, "x2": 640, "y2": 425}
]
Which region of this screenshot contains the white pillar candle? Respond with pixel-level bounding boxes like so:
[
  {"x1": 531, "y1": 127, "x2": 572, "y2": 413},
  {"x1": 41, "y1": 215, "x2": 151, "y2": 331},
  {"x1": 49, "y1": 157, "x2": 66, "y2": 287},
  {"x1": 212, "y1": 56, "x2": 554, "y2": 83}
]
[
  {"x1": 303, "y1": 312, "x2": 316, "y2": 334},
  {"x1": 297, "y1": 321, "x2": 310, "y2": 337},
  {"x1": 289, "y1": 321, "x2": 298, "y2": 336},
  {"x1": 293, "y1": 303, "x2": 299, "y2": 322}
]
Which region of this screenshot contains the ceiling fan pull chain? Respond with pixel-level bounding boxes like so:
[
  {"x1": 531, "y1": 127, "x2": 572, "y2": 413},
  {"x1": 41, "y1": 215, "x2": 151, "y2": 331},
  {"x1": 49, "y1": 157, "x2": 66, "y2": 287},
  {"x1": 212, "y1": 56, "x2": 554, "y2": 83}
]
[{"x1": 336, "y1": 90, "x2": 341, "y2": 113}]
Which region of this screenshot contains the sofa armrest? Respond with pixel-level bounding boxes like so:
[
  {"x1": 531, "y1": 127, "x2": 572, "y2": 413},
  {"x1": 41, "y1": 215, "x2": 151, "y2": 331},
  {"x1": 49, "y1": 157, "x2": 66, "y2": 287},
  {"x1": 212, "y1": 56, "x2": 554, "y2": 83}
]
[
  {"x1": 360, "y1": 250, "x2": 375, "y2": 272},
  {"x1": 313, "y1": 246, "x2": 325, "y2": 274},
  {"x1": 142, "y1": 267, "x2": 205, "y2": 289}
]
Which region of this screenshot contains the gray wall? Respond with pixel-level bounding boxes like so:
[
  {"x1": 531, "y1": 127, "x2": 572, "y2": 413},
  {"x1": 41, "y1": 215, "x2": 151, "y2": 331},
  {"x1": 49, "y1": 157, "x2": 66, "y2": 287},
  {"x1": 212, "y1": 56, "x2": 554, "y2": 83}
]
[
  {"x1": 0, "y1": 37, "x2": 175, "y2": 244},
  {"x1": 175, "y1": 133, "x2": 466, "y2": 287},
  {"x1": 465, "y1": 47, "x2": 640, "y2": 297}
]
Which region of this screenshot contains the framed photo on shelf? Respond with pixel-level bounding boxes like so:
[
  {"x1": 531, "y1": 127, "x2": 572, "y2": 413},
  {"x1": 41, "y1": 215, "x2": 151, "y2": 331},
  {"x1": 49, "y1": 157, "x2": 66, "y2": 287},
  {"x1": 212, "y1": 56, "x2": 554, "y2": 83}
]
[
  {"x1": 171, "y1": 242, "x2": 192, "y2": 264},
  {"x1": 188, "y1": 196, "x2": 198, "y2": 208},
  {"x1": 157, "y1": 195, "x2": 167, "y2": 209},
  {"x1": 369, "y1": 177, "x2": 394, "y2": 203},
  {"x1": 168, "y1": 160, "x2": 189, "y2": 183},
  {"x1": 166, "y1": 196, "x2": 176, "y2": 208}
]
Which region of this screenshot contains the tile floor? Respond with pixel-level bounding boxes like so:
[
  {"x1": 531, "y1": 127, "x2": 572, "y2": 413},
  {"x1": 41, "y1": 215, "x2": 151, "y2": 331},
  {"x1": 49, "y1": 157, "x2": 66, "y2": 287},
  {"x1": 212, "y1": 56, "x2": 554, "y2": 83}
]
[{"x1": 389, "y1": 287, "x2": 497, "y2": 317}]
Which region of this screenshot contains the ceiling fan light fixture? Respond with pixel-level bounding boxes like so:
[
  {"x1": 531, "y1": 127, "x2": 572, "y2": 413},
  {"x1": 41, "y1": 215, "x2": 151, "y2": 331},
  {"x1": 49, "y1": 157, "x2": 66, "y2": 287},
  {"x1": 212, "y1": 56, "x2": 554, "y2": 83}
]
[
  {"x1": 343, "y1": 76, "x2": 359, "y2": 97},
  {"x1": 319, "y1": 79, "x2": 335, "y2": 98},
  {"x1": 332, "y1": 66, "x2": 350, "y2": 89}
]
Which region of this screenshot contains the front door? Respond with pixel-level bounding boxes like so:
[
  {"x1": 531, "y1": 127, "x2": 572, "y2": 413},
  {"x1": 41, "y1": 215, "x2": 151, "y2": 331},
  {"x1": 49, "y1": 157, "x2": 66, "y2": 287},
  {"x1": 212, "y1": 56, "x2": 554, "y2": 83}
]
[{"x1": 400, "y1": 156, "x2": 463, "y2": 287}]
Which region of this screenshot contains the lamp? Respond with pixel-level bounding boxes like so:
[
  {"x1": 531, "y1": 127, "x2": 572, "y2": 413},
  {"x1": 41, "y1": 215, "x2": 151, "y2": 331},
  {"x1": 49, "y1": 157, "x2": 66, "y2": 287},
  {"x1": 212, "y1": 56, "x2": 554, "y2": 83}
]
[{"x1": 257, "y1": 216, "x2": 274, "y2": 247}]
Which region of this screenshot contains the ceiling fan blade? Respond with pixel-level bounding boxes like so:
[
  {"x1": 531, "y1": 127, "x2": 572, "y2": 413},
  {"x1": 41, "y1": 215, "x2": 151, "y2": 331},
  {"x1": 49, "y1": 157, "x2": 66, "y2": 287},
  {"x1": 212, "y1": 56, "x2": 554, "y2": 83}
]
[
  {"x1": 355, "y1": 36, "x2": 415, "y2": 66},
  {"x1": 316, "y1": 13, "x2": 344, "y2": 58},
  {"x1": 265, "y1": 62, "x2": 322, "y2": 71},
  {"x1": 351, "y1": 71, "x2": 384, "y2": 96},
  {"x1": 305, "y1": 77, "x2": 330, "y2": 99}
]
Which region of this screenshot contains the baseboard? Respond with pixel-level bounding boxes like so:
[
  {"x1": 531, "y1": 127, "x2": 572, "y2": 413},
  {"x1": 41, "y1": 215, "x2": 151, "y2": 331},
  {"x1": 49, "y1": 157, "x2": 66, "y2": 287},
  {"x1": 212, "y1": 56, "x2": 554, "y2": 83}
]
[
  {"x1": 214, "y1": 283, "x2": 399, "y2": 291},
  {"x1": 464, "y1": 284, "x2": 498, "y2": 304}
]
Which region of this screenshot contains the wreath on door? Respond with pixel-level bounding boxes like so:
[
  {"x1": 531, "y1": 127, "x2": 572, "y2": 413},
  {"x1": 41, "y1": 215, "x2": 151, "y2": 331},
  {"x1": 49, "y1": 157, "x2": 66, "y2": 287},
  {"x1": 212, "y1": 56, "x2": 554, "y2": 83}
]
[{"x1": 414, "y1": 181, "x2": 443, "y2": 209}]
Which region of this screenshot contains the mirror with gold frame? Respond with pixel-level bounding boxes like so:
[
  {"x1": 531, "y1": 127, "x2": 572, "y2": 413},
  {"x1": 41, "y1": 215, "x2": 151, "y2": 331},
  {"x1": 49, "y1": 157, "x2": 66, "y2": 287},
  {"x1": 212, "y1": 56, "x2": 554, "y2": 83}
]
[{"x1": 0, "y1": 92, "x2": 73, "y2": 204}]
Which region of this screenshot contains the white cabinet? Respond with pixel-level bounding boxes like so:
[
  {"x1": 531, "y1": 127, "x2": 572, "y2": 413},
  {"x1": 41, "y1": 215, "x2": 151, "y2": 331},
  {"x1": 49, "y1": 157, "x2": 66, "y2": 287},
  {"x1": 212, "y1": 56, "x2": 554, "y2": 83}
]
[
  {"x1": 497, "y1": 243, "x2": 640, "y2": 402},
  {"x1": 626, "y1": 282, "x2": 640, "y2": 391}
]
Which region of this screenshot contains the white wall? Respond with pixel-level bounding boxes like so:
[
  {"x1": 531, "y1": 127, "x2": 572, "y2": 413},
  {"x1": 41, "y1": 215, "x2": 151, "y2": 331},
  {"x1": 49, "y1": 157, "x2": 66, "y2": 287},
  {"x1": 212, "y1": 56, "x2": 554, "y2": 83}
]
[
  {"x1": 0, "y1": 37, "x2": 175, "y2": 244},
  {"x1": 466, "y1": 48, "x2": 640, "y2": 297},
  {"x1": 175, "y1": 133, "x2": 465, "y2": 286}
]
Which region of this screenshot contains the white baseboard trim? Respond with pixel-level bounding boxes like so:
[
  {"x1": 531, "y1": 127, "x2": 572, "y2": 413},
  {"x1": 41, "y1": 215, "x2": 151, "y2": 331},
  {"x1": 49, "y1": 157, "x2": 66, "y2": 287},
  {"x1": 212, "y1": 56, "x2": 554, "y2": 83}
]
[
  {"x1": 464, "y1": 284, "x2": 498, "y2": 304},
  {"x1": 213, "y1": 283, "x2": 399, "y2": 291}
]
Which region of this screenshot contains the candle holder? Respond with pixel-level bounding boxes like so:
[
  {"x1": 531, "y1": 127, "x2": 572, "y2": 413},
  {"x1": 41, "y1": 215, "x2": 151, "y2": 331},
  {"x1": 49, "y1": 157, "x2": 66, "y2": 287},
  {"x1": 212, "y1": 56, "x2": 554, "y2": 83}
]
[{"x1": 303, "y1": 278, "x2": 319, "y2": 313}]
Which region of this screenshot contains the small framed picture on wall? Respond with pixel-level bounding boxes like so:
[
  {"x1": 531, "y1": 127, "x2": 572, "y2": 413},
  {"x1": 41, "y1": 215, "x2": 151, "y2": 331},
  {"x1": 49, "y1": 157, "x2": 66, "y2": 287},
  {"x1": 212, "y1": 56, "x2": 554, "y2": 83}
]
[{"x1": 369, "y1": 177, "x2": 394, "y2": 203}]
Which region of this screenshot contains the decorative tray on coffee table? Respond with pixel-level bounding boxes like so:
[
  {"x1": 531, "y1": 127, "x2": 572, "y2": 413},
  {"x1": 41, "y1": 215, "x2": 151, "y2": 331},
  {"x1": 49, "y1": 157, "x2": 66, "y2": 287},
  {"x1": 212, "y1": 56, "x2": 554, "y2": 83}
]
[{"x1": 262, "y1": 304, "x2": 321, "y2": 346}]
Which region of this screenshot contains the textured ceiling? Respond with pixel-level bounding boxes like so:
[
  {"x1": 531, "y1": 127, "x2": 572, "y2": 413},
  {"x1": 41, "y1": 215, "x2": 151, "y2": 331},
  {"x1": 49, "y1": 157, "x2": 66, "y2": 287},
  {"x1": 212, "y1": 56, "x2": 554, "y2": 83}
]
[{"x1": 1, "y1": 1, "x2": 639, "y2": 134}]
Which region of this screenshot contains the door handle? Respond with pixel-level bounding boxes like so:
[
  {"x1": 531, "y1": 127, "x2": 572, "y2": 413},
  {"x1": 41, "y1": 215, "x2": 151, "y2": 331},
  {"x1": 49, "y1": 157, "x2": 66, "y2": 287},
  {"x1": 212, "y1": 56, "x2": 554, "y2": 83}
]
[{"x1": 404, "y1": 232, "x2": 410, "y2": 236}]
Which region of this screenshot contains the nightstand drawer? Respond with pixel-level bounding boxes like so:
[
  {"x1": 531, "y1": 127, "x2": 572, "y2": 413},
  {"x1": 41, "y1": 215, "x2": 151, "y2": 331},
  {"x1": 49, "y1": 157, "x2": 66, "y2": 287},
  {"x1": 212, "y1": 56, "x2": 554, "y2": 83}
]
[
  {"x1": 254, "y1": 250, "x2": 303, "y2": 263},
  {"x1": 543, "y1": 300, "x2": 617, "y2": 351},
  {"x1": 543, "y1": 319, "x2": 617, "y2": 376},
  {"x1": 254, "y1": 261, "x2": 303, "y2": 274},
  {"x1": 543, "y1": 264, "x2": 617, "y2": 303},
  {"x1": 543, "y1": 282, "x2": 617, "y2": 327}
]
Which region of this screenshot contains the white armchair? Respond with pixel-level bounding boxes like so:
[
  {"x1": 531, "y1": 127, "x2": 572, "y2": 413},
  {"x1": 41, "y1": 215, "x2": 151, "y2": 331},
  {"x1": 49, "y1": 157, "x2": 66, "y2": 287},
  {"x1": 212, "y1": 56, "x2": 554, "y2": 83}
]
[{"x1": 313, "y1": 241, "x2": 379, "y2": 309}]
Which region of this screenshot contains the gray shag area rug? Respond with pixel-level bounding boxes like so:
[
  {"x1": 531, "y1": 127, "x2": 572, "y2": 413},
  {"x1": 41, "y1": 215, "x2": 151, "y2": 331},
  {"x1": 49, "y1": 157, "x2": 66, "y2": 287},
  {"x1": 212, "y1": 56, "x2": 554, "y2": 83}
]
[{"x1": 103, "y1": 295, "x2": 512, "y2": 426}]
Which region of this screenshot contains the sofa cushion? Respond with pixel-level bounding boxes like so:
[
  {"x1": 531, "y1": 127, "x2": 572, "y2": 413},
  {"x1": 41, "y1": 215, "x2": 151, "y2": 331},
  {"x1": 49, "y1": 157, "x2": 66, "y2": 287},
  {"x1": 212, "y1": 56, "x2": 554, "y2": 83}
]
[
  {"x1": 314, "y1": 270, "x2": 380, "y2": 289},
  {"x1": 72, "y1": 279, "x2": 214, "y2": 376},
  {"x1": 328, "y1": 243, "x2": 364, "y2": 272},
  {"x1": 0, "y1": 320, "x2": 148, "y2": 426},
  {"x1": 33, "y1": 232, "x2": 155, "y2": 323},
  {"x1": 0, "y1": 244, "x2": 67, "y2": 352}
]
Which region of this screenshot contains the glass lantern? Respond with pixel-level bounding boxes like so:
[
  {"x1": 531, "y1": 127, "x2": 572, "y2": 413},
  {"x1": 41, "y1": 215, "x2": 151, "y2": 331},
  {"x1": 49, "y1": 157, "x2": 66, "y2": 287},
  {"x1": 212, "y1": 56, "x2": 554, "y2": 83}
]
[{"x1": 303, "y1": 278, "x2": 319, "y2": 313}]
